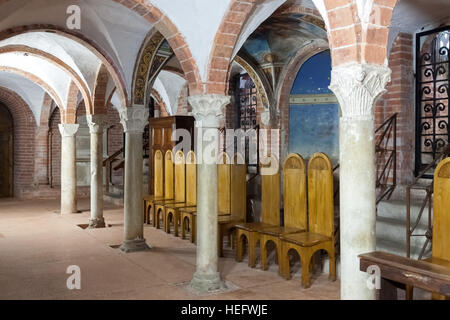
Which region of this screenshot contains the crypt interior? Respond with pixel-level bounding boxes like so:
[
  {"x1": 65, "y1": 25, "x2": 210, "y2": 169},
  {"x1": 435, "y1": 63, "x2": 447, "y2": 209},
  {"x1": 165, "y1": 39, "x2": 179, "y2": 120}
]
[{"x1": 0, "y1": 0, "x2": 450, "y2": 300}]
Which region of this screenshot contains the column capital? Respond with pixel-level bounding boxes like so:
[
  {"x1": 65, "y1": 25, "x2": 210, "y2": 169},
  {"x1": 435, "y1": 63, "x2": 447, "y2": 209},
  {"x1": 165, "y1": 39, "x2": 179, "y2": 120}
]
[
  {"x1": 58, "y1": 123, "x2": 79, "y2": 137},
  {"x1": 87, "y1": 114, "x2": 108, "y2": 134},
  {"x1": 119, "y1": 105, "x2": 149, "y2": 134},
  {"x1": 329, "y1": 63, "x2": 391, "y2": 120},
  {"x1": 188, "y1": 94, "x2": 230, "y2": 128}
]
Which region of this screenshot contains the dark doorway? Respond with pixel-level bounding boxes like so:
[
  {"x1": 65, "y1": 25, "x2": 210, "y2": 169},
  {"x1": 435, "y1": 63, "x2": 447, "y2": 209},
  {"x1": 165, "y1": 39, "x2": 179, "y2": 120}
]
[{"x1": 0, "y1": 103, "x2": 13, "y2": 197}]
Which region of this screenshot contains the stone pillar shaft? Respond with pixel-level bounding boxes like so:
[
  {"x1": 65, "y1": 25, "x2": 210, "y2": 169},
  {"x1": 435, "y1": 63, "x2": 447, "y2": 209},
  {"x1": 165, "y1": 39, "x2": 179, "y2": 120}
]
[
  {"x1": 87, "y1": 115, "x2": 107, "y2": 228},
  {"x1": 58, "y1": 124, "x2": 79, "y2": 214},
  {"x1": 330, "y1": 63, "x2": 391, "y2": 300},
  {"x1": 119, "y1": 106, "x2": 150, "y2": 252},
  {"x1": 188, "y1": 94, "x2": 230, "y2": 294}
]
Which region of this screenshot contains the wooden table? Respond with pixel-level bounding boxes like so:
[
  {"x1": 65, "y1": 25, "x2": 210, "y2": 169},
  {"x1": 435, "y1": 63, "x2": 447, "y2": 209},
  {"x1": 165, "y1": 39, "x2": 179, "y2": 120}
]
[{"x1": 359, "y1": 251, "x2": 450, "y2": 299}]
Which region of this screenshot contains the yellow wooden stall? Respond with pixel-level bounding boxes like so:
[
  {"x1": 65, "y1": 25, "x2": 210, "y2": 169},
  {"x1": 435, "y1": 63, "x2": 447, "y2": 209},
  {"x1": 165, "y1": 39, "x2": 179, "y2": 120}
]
[{"x1": 279, "y1": 152, "x2": 336, "y2": 288}]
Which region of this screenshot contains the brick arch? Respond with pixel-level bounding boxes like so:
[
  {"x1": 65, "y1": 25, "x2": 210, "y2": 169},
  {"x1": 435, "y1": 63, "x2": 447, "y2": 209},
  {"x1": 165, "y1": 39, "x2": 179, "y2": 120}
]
[
  {"x1": 207, "y1": 0, "x2": 258, "y2": 95},
  {"x1": 39, "y1": 93, "x2": 54, "y2": 128},
  {"x1": 207, "y1": 1, "x2": 328, "y2": 95},
  {"x1": 0, "y1": 86, "x2": 37, "y2": 197},
  {"x1": 64, "y1": 81, "x2": 79, "y2": 124},
  {"x1": 111, "y1": 1, "x2": 202, "y2": 95},
  {"x1": 0, "y1": 45, "x2": 93, "y2": 114},
  {"x1": 324, "y1": 0, "x2": 398, "y2": 66},
  {"x1": 151, "y1": 88, "x2": 168, "y2": 116},
  {"x1": 0, "y1": 25, "x2": 128, "y2": 107},
  {"x1": 93, "y1": 64, "x2": 109, "y2": 115}
]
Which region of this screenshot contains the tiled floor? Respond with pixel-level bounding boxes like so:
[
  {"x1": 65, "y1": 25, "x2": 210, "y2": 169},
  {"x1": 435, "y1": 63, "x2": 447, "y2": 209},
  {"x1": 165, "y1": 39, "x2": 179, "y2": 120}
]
[{"x1": 0, "y1": 198, "x2": 340, "y2": 300}]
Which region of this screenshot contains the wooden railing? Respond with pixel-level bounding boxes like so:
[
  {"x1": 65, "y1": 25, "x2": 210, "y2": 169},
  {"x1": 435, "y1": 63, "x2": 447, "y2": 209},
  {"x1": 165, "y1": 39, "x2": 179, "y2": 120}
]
[{"x1": 406, "y1": 144, "x2": 450, "y2": 259}]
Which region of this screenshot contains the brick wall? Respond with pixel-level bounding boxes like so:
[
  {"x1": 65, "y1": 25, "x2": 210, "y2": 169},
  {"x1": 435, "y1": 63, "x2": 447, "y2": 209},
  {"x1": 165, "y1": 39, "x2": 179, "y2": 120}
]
[
  {"x1": 375, "y1": 32, "x2": 415, "y2": 185},
  {"x1": 49, "y1": 108, "x2": 61, "y2": 186},
  {"x1": 0, "y1": 87, "x2": 37, "y2": 197},
  {"x1": 176, "y1": 83, "x2": 190, "y2": 115}
]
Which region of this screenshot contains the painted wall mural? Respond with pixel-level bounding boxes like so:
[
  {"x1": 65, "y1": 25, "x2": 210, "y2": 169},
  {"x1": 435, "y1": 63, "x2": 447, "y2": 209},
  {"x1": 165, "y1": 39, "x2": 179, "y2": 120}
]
[{"x1": 288, "y1": 51, "x2": 339, "y2": 165}]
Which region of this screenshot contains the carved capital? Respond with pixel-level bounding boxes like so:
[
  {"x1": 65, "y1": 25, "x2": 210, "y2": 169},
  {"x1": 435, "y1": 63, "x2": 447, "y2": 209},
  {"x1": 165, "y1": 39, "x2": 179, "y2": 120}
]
[
  {"x1": 58, "y1": 124, "x2": 79, "y2": 137},
  {"x1": 188, "y1": 94, "x2": 230, "y2": 128},
  {"x1": 329, "y1": 63, "x2": 391, "y2": 120},
  {"x1": 119, "y1": 105, "x2": 149, "y2": 134},
  {"x1": 87, "y1": 115, "x2": 108, "y2": 134}
]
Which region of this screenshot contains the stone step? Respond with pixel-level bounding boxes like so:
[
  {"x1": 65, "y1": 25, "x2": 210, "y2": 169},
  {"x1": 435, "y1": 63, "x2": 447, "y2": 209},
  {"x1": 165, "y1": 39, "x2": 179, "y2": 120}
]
[
  {"x1": 377, "y1": 199, "x2": 432, "y2": 227},
  {"x1": 375, "y1": 238, "x2": 426, "y2": 260},
  {"x1": 376, "y1": 216, "x2": 429, "y2": 252}
]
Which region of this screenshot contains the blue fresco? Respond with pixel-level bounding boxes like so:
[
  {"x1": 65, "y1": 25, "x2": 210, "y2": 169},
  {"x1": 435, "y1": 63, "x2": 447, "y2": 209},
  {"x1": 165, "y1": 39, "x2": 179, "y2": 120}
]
[
  {"x1": 240, "y1": 14, "x2": 327, "y2": 66},
  {"x1": 289, "y1": 104, "x2": 339, "y2": 164},
  {"x1": 291, "y1": 51, "x2": 332, "y2": 95},
  {"x1": 288, "y1": 51, "x2": 339, "y2": 164}
]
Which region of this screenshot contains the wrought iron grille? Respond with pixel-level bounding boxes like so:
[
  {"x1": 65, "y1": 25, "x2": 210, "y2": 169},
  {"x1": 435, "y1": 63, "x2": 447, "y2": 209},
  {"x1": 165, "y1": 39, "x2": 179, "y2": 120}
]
[
  {"x1": 237, "y1": 73, "x2": 258, "y2": 130},
  {"x1": 415, "y1": 26, "x2": 450, "y2": 177},
  {"x1": 234, "y1": 74, "x2": 259, "y2": 168}
]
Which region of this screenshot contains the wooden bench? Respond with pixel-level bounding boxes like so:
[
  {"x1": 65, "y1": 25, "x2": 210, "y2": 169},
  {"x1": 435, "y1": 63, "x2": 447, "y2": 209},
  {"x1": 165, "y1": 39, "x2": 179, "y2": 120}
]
[
  {"x1": 359, "y1": 157, "x2": 450, "y2": 300},
  {"x1": 279, "y1": 152, "x2": 336, "y2": 288},
  {"x1": 359, "y1": 251, "x2": 450, "y2": 299}
]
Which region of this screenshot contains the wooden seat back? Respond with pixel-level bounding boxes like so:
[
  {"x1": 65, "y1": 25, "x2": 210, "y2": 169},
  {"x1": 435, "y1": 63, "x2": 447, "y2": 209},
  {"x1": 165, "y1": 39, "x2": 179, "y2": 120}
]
[
  {"x1": 185, "y1": 151, "x2": 197, "y2": 206},
  {"x1": 218, "y1": 152, "x2": 231, "y2": 214},
  {"x1": 174, "y1": 150, "x2": 186, "y2": 202},
  {"x1": 154, "y1": 150, "x2": 164, "y2": 198},
  {"x1": 433, "y1": 157, "x2": 450, "y2": 262},
  {"x1": 230, "y1": 153, "x2": 246, "y2": 221},
  {"x1": 307, "y1": 152, "x2": 334, "y2": 237},
  {"x1": 283, "y1": 153, "x2": 307, "y2": 230},
  {"x1": 164, "y1": 150, "x2": 174, "y2": 199},
  {"x1": 260, "y1": 154, "x2": 280, "y2": 225}
]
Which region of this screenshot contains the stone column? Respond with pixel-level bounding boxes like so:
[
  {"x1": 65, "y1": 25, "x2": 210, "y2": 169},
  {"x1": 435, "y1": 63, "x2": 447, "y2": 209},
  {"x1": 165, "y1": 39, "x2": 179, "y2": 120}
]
[
  {"x1": 58, "y1": 123, "x2": 80, "y2": 214},
  {"x1": 119, "y1": 105, "x2": 150, "y2": 252},
  {"x1": 87, "y1": 115, "x2": 108, "y2": 228},
  {"x1": 34, "y1": 126, "x2": 50, "y2": 185},
  {"x1": 330, "y1": 63, "x2": 391, "y2": 300},
  {"x1": 188, "y1": 94, "x2": 230, "y2": 294}
]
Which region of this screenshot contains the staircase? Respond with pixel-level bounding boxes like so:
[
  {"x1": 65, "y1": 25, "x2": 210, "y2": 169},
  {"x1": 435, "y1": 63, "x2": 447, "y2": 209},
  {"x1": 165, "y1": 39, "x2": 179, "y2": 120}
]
[{"x1": 102, "y1": 143, "x2": 150, "y2": 206}]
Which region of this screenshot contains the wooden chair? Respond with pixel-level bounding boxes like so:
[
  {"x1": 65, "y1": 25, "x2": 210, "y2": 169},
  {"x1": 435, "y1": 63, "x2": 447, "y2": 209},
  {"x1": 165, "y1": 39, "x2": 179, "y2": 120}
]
[
  {"x1": 146, "y1": 150, "x2": 175, "y2": 229},
  {"x1": 154, "y1": 150, "x2": 187, "y2": 231},
  {"x1": 180, "y1": 152, "x2": 232, "y2": 244},
  {"x1": 425, "y1": 157, "x2": 450, "y2": 299},
  {"x1": 143, "y1": 149, "x2": 164, "y2": 225},
  {"x1": 165, "y1": 151, "x2": 197, "y2": 237},
  {"x1": 235, "y1": 154, "x2": 281, "y2": 268},
  {"x1": 279, "y1": 152, "x2": 336, "y2": 288},
  {"x1": 259, "y1": 153, "x2": 307, "y2": 273},
  {"x1": 218, "y1": 153, "x2": 247, "y2": 257}
]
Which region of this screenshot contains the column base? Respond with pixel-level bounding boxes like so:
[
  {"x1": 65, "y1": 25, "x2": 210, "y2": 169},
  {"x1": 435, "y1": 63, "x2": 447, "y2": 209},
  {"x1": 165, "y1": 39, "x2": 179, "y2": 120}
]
[
  {"x1": 189, "y1": 271, "x2": 227, "y2": 294},
  {"x1": 119, "y1": 238, "x2": 151, "y2": 253},
  {"x1": 88, "y1": 217, "x2": 106, "y2": 228}
]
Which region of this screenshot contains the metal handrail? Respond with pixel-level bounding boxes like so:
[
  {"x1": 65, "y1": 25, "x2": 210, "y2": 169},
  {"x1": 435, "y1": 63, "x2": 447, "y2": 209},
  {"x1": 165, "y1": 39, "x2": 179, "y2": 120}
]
[
  {"x1": 375, "y1": 113, "x2": 398, "y2": 205},
  {"x1": 406, "y1": 144, "x2": 450, "y2": 259}
]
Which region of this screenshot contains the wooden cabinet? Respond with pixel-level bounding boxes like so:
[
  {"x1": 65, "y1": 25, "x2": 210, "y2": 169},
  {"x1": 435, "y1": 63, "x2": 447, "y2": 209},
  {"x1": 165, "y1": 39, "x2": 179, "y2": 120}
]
[{"x1": 148, "y1": 116, "x2": 195, "y2": 195}]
